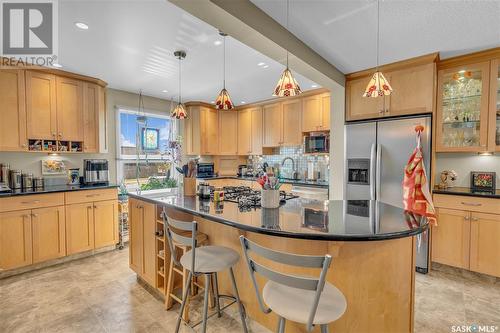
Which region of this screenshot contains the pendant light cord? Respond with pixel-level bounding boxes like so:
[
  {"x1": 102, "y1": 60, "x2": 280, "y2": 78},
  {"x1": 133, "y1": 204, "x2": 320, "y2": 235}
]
[
  {"x1": 178, "y1": 55, "x2": 181, "y2": 104},
  {"x1": 223, "y1": 35, "x2": 226, "y2": 89},
  {"x1": 286, "y1": 0, "x2": 289, "y2": 69},
  {"x1": 376, "y1": 0, "x2": 380, "y2": 71}
]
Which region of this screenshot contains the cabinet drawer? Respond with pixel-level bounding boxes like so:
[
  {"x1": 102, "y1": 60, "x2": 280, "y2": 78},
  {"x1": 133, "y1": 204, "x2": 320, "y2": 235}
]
[
  {"x1": 0, "y1": 193, "x2": 64, "y2": 213},
  {"x1": 65, "y1": 188, "x2": 117, "y2": 204},
  {"x1": 433, "y1": 194, "x2": 500, "y2": 215}
]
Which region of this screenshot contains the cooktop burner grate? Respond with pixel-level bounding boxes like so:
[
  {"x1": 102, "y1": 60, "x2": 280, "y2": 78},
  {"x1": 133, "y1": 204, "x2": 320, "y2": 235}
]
[{"x1": 211, "y1": 186, "x2": 298, "y2": 209}]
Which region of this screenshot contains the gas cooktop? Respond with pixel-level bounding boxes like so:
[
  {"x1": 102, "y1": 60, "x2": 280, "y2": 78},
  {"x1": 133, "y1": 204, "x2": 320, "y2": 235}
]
[{"x1": 211, "y1": 186, "x2": 298, "y2": 210}]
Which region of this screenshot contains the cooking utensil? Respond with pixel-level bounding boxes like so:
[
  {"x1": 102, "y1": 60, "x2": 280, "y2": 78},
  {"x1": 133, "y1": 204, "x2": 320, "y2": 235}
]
[
  {"x1": 182, "y1": 164, "x2": 188, "y2": 177},
  {"x1": 175, "y1": 166, "x2": 184, "y2": 175}
]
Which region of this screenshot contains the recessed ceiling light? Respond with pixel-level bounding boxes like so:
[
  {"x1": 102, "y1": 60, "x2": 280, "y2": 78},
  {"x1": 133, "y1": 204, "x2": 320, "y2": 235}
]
[
  {"x1": 311, "y1": 84, "x2": 318, "y2": 88},
  {"x1": 262, "y1": 65, "x2": 269, "y2": 69},
  {"x1": 52, "y1": 63, "x2": 63, "y2": 68},
  {"x1": 211, "y1": 101, "x2": 215, "y2": 104},
  {"x1": 75, "y1": 22, "x2": 89, "y2": 30},
  {"x1": 214, "y1": 40, "x2": 222, "y2": 46},
  {"x1": 162, "y1": 90, "x2": 168, "y2": 93},
  {"x1": 241, "y1": 101, "x2": 246, "y2": 104},
  {"x1": 257, "y1": 62, "x2": 265, "y2": 66}
]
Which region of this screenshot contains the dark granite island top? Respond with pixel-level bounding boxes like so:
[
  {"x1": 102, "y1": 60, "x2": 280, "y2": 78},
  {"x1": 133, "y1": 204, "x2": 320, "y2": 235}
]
[{"x1": 128, "y1": 191, "x2": 428, "y2": 241}]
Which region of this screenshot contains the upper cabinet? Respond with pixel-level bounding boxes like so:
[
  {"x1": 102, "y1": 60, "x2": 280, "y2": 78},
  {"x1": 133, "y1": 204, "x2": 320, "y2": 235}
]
[
  {"x1": 0, "y1": 70, "x2": 27, "y2": 151},
  {"x1": 184, "y1": 104, "x2": 219, "y2": 155},
  {"x1": 263, "y1": 103, "x2": 282, "y2": 147},
  {"x1": 302, "y1": 93, "x2": 330, "y2": 132},
  {"x1": 346, "y1": 53, "x2": 437, "y2": 121},
  {"x1": 436, "y1": 49, "x2": 500, "y2": 153},
  {"x1": 83, "y1": 82, "x2": 105, "y2": 153},
  {"x1": 238, "y1": 107, "x2": 263, "y2": 155},
  {"x1": 218, "y1": 111, "x2": 238, "y2": 155},
  {"x1": 281, "y1": 99, "x2": 302, "y2": 145},
  {"x1": 26, "y1": 71, "x2": 57, "y2": 140},
  {"x1": 56, "y1": 76, "x2": 84, "y2": 142}
]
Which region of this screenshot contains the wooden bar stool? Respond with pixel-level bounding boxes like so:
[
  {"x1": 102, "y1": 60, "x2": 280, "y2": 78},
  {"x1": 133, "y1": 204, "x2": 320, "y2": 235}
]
[{"x1": 164, "y1": 220, "x2": 210, "y2": 322}]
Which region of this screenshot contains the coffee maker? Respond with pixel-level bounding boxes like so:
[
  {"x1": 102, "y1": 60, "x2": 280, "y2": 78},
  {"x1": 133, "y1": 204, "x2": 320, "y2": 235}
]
[{"x1": 83, "y1": 159, "x2": 109, "y2": 185}]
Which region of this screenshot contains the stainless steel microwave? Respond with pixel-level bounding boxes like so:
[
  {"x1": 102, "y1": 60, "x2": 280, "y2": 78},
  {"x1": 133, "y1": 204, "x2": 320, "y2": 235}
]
[{"x1": 304, "y1": 133, "x2": 329, "y2": 153}]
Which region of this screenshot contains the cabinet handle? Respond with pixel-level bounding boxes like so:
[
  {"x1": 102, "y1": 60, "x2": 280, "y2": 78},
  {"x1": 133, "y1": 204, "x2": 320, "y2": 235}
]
[
  {"x1": 86, "y1": 194, "x2": 100, "y2": 197},
  {"x1": 94, "y1": 205, "x2": 97, "y2": 209},
  {"x1": 58, "y1": 132, "x2": 62, "y2": 137},
  {"x1": 385, "y1": 109, "x2": 390, "y2": 113},
  {"x1": 22, "y1": 144, "x2": 27, "y2": 148},
  {"x1": 87, "y1": 205, "x2": 92, "y2": 210},
  {"x1": 461, "y1": 202, "x2": 482, "y2": 206},
  {"x1": 379, "y1": 110, "x2": 384, "y2": 114},
  {"x1": 23, "y1": 214, "x2": 30, "y2": 218},
  {"x1": 464, "y1": 216, "x2": 470, "y2": 220},
  {"x1": 31, "y1": 213, "x2": 39, "y2": 217},
  {"x1": 471, "y1": 217, "x2": 479, "y2": 221},
  {"x1": 21, "y1": 200, "x2": 40, "y2": 204},
  {"x1": 52, "y1": 132, "x2": 56, "y2": 137}
]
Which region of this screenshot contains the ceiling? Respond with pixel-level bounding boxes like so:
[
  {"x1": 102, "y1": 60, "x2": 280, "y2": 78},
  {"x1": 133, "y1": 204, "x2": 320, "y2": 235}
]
[
  {"x1": 251, "y1": 0, "x2": 500, "y2": 74},
  {"x1": 58, "y1": 0, "x2": 318, "y2": 103}
]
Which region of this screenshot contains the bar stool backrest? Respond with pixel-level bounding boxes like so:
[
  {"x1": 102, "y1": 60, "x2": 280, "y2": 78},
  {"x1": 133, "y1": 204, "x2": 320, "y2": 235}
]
[
  {"x1": 239, "y1": 235, "x2": 332, "y2": 332},
  {"x1": 163, "y1": 212, "x2": 198, "y2": 274}
]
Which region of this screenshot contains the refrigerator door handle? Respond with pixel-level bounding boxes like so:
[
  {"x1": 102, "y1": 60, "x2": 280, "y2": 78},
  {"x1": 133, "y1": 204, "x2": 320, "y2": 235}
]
[
  {"x1": 369, "y1": 143, "x2": 376, "y2": 200},
  {"x1": 375, "y1": 144, "x2": 382, "y2": 201}
]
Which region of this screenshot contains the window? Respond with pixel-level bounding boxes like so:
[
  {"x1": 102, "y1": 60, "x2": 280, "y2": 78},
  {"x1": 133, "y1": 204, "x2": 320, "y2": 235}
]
[{"x1": 116, "y1": 108, "x2": 179, "y2": 191}]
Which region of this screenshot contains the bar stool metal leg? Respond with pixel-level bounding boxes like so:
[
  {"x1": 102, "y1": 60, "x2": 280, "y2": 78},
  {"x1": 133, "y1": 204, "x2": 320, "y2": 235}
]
[
  {"x1": 320, "y1": 324, "x2": 329, "y2": 333},
  {"x1": 213, "y1": 273, "x2": 222, "y2": 318},
  {"x1": 277, "y1": 317, "x2": 286, "y2": 333},
  {"x1": 201, "y1": 273, "x2": 211, "y2": 333},
  {"x1": 175, "y1": 271, "x2": 193, "y2": 333},
  {"x1": 229, "y1": 267, "x2": 248, "y2": 333}
]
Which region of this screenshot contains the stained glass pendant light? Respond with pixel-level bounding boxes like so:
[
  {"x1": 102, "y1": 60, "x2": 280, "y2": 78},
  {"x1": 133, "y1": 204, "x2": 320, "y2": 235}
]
[
  {"x1": 363, "y1": 0, "x2": 393, "y2": 98},
  {"x1": 215, "y1": 32, "x2": 234, "y2": 110},
  {"x1": 273, "y1": 0, "x2": 301, "y2": 97},
  {"x1": 171, "y1": 50, "x2": 188, "y2": 119}
]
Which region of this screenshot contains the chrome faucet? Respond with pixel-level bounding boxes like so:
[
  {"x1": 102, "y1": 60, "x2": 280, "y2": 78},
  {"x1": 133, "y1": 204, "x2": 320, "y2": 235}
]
[{"x1": 281, "y1": 157, "x2": 299, "y2": 180}]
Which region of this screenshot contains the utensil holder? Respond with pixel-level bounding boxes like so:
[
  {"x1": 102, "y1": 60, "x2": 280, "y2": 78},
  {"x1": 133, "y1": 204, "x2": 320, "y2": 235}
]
[
  {"x1": 261, "y1": 189, "x2": 280, "y2": 208},
  {"x1": 184, "y1": 177, "x2": 196, "y2": 196}
]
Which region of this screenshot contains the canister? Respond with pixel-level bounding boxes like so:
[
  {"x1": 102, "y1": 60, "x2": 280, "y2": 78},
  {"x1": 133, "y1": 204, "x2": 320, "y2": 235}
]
[
  {"x1": 22, "y1": 173, "x2": 34, "y2": 190},
  {"x1": 33, "y1": 177, "x2": 45, "y2": 189},
  {"x1": 9, "y1": 170, "x2": 22, "y2": 189}
]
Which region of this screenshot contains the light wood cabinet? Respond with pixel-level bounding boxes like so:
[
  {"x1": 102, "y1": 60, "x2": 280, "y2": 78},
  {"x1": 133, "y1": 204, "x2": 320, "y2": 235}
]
[
  {"x1": 218, "y1": 111, "x2": 238, "y2": 155},
  {"x1": 83, "y1": 82, "x2": 104, "y2": 153},
  {"x1": 469, "y1": 212, "x2": 500, "y2": 277},
  {"x1": 25, "y1": 70, "x2": 57, "y2": 140},
  {"x1": 321, "y1": 93, "x2": 331, "y2": 131},
  {"x1": 0, "y1": 210, "x2": 32, "y2": 270},
  {"x1": 65, "y1": 203, "x2": 95, "y2": 255},
  {"x1": 488, "y1": 57, "x2": 500, "y2": 152},
  {"x1": 282, "y1": 99, "x2": 302, "y2": 145},
  {"x1": 203, "y1": 108, "x2": 219, "y2": 155},
  {"x1": 56, "y1": 76, "x2": 84, "y2": 142},
  {"x1": 346, "y1": 77, "x2": 384, "y2": 121},
  {"x1": 128, "y1": 198, "x2": 156, "y2": 285},
  {"x1": 238, "y1": 107, "x2": 263, "y2": 155},
  {"x1": 431, "y1": 208, "x2": 470, "y2": 269},
  {"x1": 263, "y1": 103, "x2": 282, "y2": 147},
  {"x1": 94, "y1": 200, "x2": 118, "y2": 249},
  {"x1": 184, "y1": 105, "x2": 219, "y2": 155},
  {"x1": 32, "y1": 206, "x2": 66, "y2": 264},
  {"x1": 302, "y1": 93, "x2": 331, "y2": 132},
  {"x1": 250, "y1": 107, "x2": 263, "y2": 155},
  {"x1": 0, "y1": 70, "x2": 27, "y2": 151}
]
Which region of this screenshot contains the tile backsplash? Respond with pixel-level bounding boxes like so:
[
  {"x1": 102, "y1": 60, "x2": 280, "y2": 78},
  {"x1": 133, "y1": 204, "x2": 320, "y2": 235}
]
[{"x1": 249, "y1": 146, "x2": 329, "y2": 181}]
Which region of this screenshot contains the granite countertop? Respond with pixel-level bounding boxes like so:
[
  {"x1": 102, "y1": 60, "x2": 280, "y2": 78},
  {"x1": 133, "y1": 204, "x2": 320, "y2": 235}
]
[
  {"x1": 129, "y1": 191, "x2": 428, "y2": 241},
  {"x1": 433, "y1": 187, "x2": 500, "y2": 199},
  {"x1": 0, "y1": 183, "x2": 119, "y2": 197},
  {"x1": 197, "y1": 175, "x2": 329, "y2": 188}
]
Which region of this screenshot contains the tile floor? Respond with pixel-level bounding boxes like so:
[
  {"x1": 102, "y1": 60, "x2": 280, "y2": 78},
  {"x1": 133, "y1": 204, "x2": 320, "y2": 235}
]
[{"x1": 1, "y1": 249, "x2": 499, "y2": 333}]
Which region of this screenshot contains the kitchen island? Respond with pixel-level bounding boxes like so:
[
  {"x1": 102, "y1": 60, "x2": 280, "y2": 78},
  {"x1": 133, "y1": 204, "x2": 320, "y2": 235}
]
[{"x1": 128, "y1": 191, "x2": 428, "y2": 333}]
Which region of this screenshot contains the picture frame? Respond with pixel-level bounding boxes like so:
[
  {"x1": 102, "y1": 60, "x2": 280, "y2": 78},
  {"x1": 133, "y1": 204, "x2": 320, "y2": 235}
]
[
  {"x1": 470, "y1": 171, "x2": 496, "y2": 192},
  {"x1": 141, "y1": 127, "x2": 160, "y2": 151}
]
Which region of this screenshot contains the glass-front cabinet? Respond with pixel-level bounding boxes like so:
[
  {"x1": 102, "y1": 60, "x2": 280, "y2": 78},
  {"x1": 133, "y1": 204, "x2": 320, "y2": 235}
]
[
  {"x1": 489, "y1": 59, "x2": 500, "y2": 152},
  {"x1": 436, "y1": 62, "x2": 490, "y2": 152}
]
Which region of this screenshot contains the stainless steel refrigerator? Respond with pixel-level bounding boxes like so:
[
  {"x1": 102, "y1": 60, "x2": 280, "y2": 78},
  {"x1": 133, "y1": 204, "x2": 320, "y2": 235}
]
[{"x1": 345, "y1": 115, "x2": 432, "y2": 273}]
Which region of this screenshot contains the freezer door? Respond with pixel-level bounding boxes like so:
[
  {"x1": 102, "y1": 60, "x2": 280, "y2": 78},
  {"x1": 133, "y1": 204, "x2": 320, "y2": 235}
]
[
  {"x1": 376, "y1": 117, "x2": 431, "y2": 208},
  {"x1": 345, "y1": 122, "x2": 376, "y2": 200}
]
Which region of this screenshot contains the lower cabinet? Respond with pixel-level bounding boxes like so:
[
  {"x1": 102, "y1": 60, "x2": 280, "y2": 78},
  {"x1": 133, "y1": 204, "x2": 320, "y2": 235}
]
[
  {"x1": 129, "y1": 198, "x2": 156, "y2": 286},
  {"x1": 432, "y1": 203, "x2": 500, "y2": 277},
  {"x1": 94, "y1": 200, "x2": 118, "y2": 248},
  {"x1": 66, "y1": 203, "x2": 95, "y2": 255},
  {"x1": 0, "y1": 210, "x2": 32, "y2": 270},
  {"x1": 32, "y1": 206, "x2": 66, "y2": 264}
]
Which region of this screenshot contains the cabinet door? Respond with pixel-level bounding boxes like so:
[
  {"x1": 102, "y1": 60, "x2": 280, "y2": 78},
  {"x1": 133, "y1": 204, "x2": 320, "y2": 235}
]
[
  {"x1": 0, "y1": 70, "x2": 27, "y2": 151},
  {"x1": 83, "y1": 83, "x2": 102, "y2": 153},
  {"x1": 282, "y1": 99, "x2": 302, "y2": 146},
  {"x1": 251, "y1": 107, "x2": 263, "y2": 155},
  {"x1": 32, "y1": 206, "x2": 66, "y2": 263},
  {"x1": 237, "y1": 109, "x2": 252, "y2": 155},
  {"x1": 0, "y1": 210, "x2": 32, "y2": 270},
  {"x1": 386, "y1": 63, "x2": 434, "y2": 117},
  {"x1": 431, "y1": 208, "x2": 470, "y2": 269},
  {"x1": 218, "y1": 111, "x2": 238, "y2": 155},
  {"x1": 488, "y1": 58, "x2": 500, "y2": 152},
  {"x1": 56, "y1": 77, "x2": 84, "y2": 141},
  {"x1": 302, "y1": 95, "x2": 322, "y2": 132},
  {"x1": 129, "y1": 198, "x2": 143, "y2": 275},
  {"x1": 320, "y1": 93, "x2": 331, "y2": 131},
  {"x1": 94, "y1": 200, "x2": 118, "y2": 249},
  {"x1": 346, "y1": 77, "x2": 384, "y2": 121},
  {"x1": 142, "y1": 201, "x2": 156, "y2": 286},
  {"x1": 65, "y1": 203, "x2": 95, "y2": 255},
  {"x1": 436, "y1": 62, "x2": 490, "y2": 152},
  {"x1": 263, "y1": 103, "x2": 282, "y2": 147},
  {"x1": 184, "y1": 106, "x2": 201, "y2": 155},
  {"x1": 25, "y1": 71, "x2": 57, "y2": 140},
  {"x1": 470, "y1": 212, "x2": 500, "y2": 277},
  {"x1": 202, "y1": 108, "x2": 219, "y2": 155}
]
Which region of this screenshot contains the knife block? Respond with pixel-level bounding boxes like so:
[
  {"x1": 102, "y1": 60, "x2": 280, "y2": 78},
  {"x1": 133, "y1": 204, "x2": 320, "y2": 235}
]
[{"x1": 183, "y1": 177, "x2": 197, "y2": 196}]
